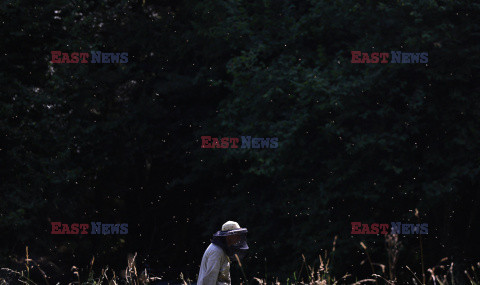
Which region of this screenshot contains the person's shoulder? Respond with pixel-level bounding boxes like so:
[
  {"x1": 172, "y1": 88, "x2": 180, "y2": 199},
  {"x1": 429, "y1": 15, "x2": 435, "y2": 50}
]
[
  {"x1": 206, "y1": 243, "x2": 226, "y2": 258},
  {"x1": 207, "y1": 243, "x2": 222, "y2": 253}
]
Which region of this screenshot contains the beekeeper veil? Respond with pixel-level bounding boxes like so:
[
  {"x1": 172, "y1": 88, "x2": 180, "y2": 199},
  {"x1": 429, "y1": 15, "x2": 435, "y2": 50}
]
[{"x1": 211, "y1": 221, "x2": 249, "y2": 260}]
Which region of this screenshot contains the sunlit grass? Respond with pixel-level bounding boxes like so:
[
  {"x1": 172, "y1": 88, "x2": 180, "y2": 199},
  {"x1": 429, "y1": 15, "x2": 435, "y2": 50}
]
[{"x1": 1, "y1": 240, "x2": 479, "y2": 284}]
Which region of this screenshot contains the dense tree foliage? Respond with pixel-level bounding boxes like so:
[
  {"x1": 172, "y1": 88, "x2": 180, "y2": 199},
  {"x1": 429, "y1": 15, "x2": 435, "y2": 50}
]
[{"x1": 1, "y1": 0, "x2": 480, "y2": 283}]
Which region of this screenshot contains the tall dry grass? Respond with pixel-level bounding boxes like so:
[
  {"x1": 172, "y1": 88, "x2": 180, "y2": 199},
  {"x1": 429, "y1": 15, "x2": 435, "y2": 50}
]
[
  {"x1": 0, "y1": 248, "x2": 161, "y2": 285},
  {"x1": 2, "y1": 240, "x2": 479, "y2": 284}
]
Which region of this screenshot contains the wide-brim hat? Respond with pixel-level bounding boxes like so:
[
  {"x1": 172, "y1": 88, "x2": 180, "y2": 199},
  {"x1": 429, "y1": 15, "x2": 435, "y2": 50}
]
[{"x1": 213, "y1": 221, "x2": 248, "y2": 237}]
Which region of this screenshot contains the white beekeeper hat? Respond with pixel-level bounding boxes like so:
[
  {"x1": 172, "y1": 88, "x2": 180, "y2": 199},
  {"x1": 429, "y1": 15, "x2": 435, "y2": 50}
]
[
  {"x1": 222, "y1": 221, "x2": 241, "y2": 231},
  {"x1": 211, "y1": 220, "x2": 249, "y2": 259},
  {"x1": 213, "y1": 220, "x2": 248, "y2": 236}
]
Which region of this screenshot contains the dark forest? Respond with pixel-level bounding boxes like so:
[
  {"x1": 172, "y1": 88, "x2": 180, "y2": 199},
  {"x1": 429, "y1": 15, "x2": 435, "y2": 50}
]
[{"x1": 1, "y1": 0, "x2": 480, "y2": 284}]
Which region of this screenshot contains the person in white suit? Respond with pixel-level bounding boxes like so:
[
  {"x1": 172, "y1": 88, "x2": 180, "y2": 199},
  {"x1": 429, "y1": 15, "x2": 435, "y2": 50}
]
[{"x1": 197, "y1": 221, "x2": 249, "y2": 285}]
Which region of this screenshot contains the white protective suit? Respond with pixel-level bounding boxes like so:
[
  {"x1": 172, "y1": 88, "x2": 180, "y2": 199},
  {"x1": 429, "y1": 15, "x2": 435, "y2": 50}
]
[{"x1": 197, "y1": 243, "x2": 231, "y2": 285}]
